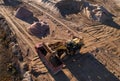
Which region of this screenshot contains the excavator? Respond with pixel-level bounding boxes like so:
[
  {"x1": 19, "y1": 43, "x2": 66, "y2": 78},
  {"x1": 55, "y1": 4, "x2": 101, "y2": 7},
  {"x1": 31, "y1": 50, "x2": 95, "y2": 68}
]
[{"x1": 35, "y1": 37, "x2": 84, "y2": 74}]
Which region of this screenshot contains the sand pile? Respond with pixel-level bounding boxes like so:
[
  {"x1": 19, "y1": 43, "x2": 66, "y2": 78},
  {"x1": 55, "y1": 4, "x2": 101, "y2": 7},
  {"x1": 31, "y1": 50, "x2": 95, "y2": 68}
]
[
  {"x1": 15, "y1": 7, "x2": 33, "y2": 20},
  {"x1": 27, "y1": 22, "x2": 50, "y2": 38},
  {"x1": 56, "y1": 0, "x2": 113, "y2": 22},
  {"x1": 55, "y1": 0, "x2": 84, "y2": 16},
  {"x1": 83, "y1": 2, "x2": 113, "y2": 22}
]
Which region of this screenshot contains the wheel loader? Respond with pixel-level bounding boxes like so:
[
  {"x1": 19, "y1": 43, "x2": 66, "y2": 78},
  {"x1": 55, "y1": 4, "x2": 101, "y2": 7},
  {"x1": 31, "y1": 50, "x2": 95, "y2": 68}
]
[{"x1": 35, "y1": 37, "x2": 84, "y2": 74}]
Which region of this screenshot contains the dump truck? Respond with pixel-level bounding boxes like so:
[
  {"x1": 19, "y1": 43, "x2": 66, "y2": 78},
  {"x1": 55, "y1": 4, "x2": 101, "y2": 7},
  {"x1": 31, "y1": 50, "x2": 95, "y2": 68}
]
[
  {"x1": 35, "y1": 37, "x2": 84, "y2": 74},
  {"x1": 35, "y1": 42, "x2": 63, "y2": 74}
]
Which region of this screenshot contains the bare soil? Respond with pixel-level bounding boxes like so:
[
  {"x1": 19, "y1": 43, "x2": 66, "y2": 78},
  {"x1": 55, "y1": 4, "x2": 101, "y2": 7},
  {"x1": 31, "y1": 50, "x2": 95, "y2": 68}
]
[
  {"x1": 0, "y1": 14, "x2": 21, "y2": 81},
  {"x1": 0, "y1": 0, "x2": 120, "y2": 81}
]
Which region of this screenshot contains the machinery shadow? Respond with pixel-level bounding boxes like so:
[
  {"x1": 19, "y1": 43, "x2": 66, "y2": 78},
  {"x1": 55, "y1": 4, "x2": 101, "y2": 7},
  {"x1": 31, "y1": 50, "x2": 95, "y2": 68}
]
[
  {"x1": 51, "y1": 71, "x2": 70, "y2": 81},
  {"x1": 63, "y1": 53, "x2": 120, "y2": 81}
]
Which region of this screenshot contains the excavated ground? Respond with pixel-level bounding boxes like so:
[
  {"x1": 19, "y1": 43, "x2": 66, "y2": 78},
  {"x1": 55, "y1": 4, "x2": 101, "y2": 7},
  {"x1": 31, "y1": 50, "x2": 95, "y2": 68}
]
[
  {"x1": 0, "y1": 0, "x2": 120, "y2": 81},
  {"x1": 28, "y1": 0, "x2": 120, "y2": 80}
]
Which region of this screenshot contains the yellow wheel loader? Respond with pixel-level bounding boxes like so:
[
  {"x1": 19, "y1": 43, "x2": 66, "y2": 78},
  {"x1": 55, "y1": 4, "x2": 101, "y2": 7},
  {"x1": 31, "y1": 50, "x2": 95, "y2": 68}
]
[{"x1": 35, "y1": 37, "x2": 84, "y2": 74}]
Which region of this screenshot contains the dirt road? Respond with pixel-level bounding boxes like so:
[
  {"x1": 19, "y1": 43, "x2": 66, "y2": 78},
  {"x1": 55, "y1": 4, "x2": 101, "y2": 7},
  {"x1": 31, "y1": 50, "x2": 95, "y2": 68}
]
[{"x1": 114, "y1": 0, "x2": 120, "y2": 7}]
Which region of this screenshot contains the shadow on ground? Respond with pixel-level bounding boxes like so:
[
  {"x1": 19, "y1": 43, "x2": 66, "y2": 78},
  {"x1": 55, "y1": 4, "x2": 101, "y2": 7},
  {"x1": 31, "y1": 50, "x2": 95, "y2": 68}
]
[
  {"x1": 52, "y1": 71, "x2": 70, "y2": 81},
  {"x1": 41, "y1": 0, "x2": 52, "y2": 3},
  {"x1": 4, "y1": 0, "x2": 22, "y2": 6},
  {"x1": 55, "y1": 0, "x2": 82, "y2": 17},
  {"x1": 19, "y1": 16, "x2": 39, "y2": 24},
  {"x1": 100, "y1": 7, "x2": 120, "y2": 29},
  {"x1": 2, "y1": 0, "x2": 22, "y2": 7},
  {"x1": 102, "y1": 20, "x2": 120, "y2": 29},
  {"x1": 65, "y1": 53, "x2": 119, "y2": 81},
  {"x1": 52, "y1": 53, "x2": 119, "y2": 81}
]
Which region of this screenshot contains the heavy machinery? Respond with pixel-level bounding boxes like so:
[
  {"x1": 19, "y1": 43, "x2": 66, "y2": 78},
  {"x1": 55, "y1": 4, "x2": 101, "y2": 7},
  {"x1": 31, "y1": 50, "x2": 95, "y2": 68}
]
[
  {"x1": 35, "y1": 37, "x2": 84, "y2": 74},
  {"x1": 48, "y1": 37, "x2": 84, "y2": 59}
]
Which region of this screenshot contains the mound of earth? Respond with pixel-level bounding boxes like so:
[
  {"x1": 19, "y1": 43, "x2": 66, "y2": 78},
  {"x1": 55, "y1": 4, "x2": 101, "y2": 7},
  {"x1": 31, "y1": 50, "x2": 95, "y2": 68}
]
[
  {"x1": 83, "y1": 2, "x2": 114, "y2": 22},
  {"x1": 15, "y1": 7, "x2": 33, "y2": 20},
  {"x1": 55, "y1": 0, "x2": 84, "y2": 16},
  {"x1": 27, "y1": 22, "x2": 50, "y2": 38}
]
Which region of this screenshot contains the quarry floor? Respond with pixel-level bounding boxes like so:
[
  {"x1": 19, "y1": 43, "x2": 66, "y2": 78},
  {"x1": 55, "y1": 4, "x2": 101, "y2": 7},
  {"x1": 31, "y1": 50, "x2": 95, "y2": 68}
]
[{"x1": 0, "y1": 0, "x2": 120, "y2": 81}]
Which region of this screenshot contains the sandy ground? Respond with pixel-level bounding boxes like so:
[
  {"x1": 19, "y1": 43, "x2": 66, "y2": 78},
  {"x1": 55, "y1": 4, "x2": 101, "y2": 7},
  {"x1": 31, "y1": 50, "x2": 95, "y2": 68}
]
[
  {"x1": 114, "y1": 0, "x2": 120, "y2": 7},
  {"x1": 0, "y1": 0, "x2": 120, "y2": 81}
]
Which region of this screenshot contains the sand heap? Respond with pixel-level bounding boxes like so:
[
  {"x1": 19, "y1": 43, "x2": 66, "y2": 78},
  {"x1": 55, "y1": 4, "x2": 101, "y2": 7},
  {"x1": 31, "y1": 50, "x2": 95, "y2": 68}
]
[
  {"x1": 55, "y1": 0, "x2": 112, "y2": 22},
  {"x1": 83, "y1": 2, "x2": 113, "y2": 22},
  {"x1": 15, "y1": 7, "x2": 33, "y2": 20},
  {"x1": 55, "y1": 0, "x2": 84, "y2": 16},
  {"x1": 27, "y1": 22, "x2": 50, "y2": 38}
]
